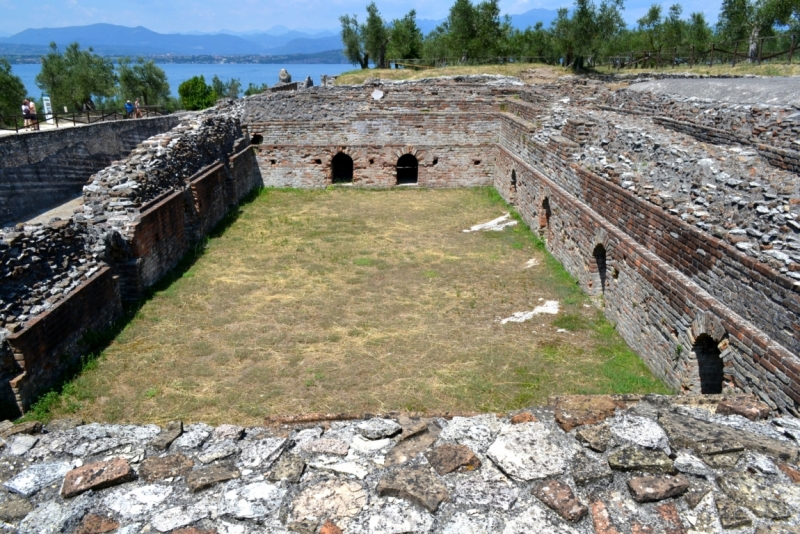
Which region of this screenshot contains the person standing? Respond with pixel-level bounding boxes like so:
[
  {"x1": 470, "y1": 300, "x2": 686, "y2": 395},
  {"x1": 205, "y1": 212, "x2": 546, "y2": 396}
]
[
  {"x1": 27, "y1": 99, "x2": 39, "y2": 130},
  {"x1": 134, "y1": 98, "x2": 142, "y2": 118},
  {"x1": 125, "y1": 100, "x2": 134, "y2": 118},
  {"x1": 21, "y1": 99, "x2": 30, "y2": 130}
]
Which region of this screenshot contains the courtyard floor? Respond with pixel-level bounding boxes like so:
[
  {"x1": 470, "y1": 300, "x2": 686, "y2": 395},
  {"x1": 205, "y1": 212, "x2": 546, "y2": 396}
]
[{"x1": 46, "y1": 188, "x2": 669, "y2": 425}]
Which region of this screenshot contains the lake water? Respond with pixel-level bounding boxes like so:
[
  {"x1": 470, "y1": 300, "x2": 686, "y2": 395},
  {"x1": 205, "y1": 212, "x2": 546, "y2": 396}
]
[{"x1": 11, "y1": 63, "x2": 355, "y2": 99}]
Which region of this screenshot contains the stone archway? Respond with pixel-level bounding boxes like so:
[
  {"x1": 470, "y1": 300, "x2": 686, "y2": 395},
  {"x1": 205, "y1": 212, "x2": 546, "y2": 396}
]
[
  {"x1": 397, "y1": 154, "x2": 419, "y2": 185},
  {"x1": 332, "y1": 152, "x2": 354, "y2": 184}
]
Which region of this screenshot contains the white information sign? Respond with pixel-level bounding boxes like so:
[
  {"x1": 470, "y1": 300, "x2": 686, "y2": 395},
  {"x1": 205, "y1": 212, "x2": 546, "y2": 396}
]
[{"x1": 42, "y1": 96, "x2": 54, "y2": 124}]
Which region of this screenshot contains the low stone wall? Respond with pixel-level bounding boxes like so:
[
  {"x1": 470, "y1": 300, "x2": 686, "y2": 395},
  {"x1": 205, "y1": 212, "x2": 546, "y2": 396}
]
[
  {"x1": 0, "y1": 107, "x2": 261, "y2": 416},
  {"x1": 0, "y1": 116, "x2": 180, "y2": 225},
  {"x1": 0, "y1": 394, "x2": 797, "y2": 533},
  {"x1": 5, "y1": 266, "x2": 122, "y2": 413}
]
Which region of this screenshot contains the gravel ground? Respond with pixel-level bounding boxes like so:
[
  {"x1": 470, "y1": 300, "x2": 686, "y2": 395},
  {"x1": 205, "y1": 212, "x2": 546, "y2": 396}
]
[{"x1": 628, "y1": 77, "x2": 800, "y2": 107}]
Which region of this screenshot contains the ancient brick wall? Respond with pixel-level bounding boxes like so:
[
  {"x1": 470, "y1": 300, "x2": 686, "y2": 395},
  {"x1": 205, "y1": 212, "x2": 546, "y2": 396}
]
[
  {"x1": 496, "y1": 110, "x2": 800, "y2": 414},
  {"x1": 0, "y1": 116, "x2": 179, "y2": 224},
  {"x1": 121, "y1": 143, "x2": 258, "y2": 302},
  {"x1": 4, "y1": 266, "x2": 122, "y2": 414},
  {"x1": 248, "y1": 113, "x2": 498, "y2": 188}
]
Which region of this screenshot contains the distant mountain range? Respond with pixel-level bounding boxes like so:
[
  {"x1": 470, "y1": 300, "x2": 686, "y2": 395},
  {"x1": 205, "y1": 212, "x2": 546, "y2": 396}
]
[{"x1": 0, "y1": 9, "x2": 561, "y2": 58}]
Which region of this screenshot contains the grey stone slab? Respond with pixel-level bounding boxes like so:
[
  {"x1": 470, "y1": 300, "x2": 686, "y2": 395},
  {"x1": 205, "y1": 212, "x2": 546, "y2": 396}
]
[
  {"x1": 486, "y1": 423, "x2": 568, "y2": 481},
  {"x1": 358, "y1": 419, "x2": 401, "y2": 440},
  {"x1": 4, "y1": 461, "x2": 75, "y2": 497},
  {"x1": 7, "y1": 435, "x2": 38, "y2": 457},
  {"x1": 377, "y1": 466, "x2": 449, "y2": 512}
]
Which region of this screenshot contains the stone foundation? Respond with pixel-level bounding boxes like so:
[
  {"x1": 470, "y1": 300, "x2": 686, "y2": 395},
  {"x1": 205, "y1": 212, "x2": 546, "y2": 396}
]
[{"x1": 0, "y1": 395, "x2": 798, "y2": 532}]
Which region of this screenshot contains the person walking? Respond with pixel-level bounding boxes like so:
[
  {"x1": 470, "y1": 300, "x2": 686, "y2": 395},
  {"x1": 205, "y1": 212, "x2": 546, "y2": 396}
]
[
  {"x1": 27, "y1": 99, "x2": 39, "y2": 130},
  {"x1": 134, "y1": 98, "x2": 142, "y2": 118},
  {"x1": 124, "y1": 100, "x2": 134, "y2": 118}
]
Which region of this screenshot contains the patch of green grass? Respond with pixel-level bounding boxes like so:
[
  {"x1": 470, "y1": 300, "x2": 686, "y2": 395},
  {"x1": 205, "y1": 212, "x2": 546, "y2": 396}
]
[{"x1": 39, "y1": 187, "x2": 668, "y2": 425}]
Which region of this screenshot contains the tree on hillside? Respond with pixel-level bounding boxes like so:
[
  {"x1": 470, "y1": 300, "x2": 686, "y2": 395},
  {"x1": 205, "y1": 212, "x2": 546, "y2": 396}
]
[
  {"x1": 686, "y1": 12, "x2": 713, "y2": 49},
  {"x1": 507, "y1": 22, "x2": 553, "y2": 61},
  {"x1": 445, "y1": 0, "x2": 478, "y2": 61},
  {"x1": 244, "y1": 82, "x2": 269, "y2": 96},
  {"x1": 717, "y1": 0, "x2": 797, "y2": 60},
  {"x1": 0, "y1": 58, "x2": 26, "y2": 124},
  {"x1": 117, "y1": 57, "x2": 170, "y2": 106},
  {"x1": 388, "y1": 10, "x2": 424, "y2": 61},
  {"x1": 211, "y1": 75, "x2": 242, "y2": 99},
  {"x1": 36, "y1": 43, "x2": 117, "y2": 111},
  {"x1": 364, "y1": 2, "x2": 391, "y2": 69},
  {"x1": 551, "y1": 0, "x2": 625, "y2": 69},
  {"x1": 340, "y1": 14, "x2": 369, "y2": 68},
  {"x1": 178, "y1": 75, "x2": 217, "y2": 110}
]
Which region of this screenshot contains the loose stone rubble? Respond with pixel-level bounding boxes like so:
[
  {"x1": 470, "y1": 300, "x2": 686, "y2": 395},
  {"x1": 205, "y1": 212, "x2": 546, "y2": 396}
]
[{"x1": 0, "y1": 394, "x2": 796, "y2": 533}]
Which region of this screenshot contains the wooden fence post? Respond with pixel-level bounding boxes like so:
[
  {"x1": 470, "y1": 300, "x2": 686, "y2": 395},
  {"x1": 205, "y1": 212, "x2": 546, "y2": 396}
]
[
  {"x1": 710, "y1": 43, "x2": 715, "y2": 66},
  {"x1": 690, "y1": 45, "x2": 695, "y2": 67},
  {"x1": 789, "y1": 34, "x2": 796, "y2": 65},
  {"x1": 673, "y1": 47, "x2": 677, "y2": 68},
  {"x1": 732, "y1": 40, "x2": 739, "y2": 66},
  {"x1": 758, "y1": 37, "x2": 764, "y2": 64}
]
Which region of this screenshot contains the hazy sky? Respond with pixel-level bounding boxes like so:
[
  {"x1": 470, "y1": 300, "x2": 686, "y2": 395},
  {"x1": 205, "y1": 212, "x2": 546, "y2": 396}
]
[{"x1": 0, "y1": 0, "x2": 722, "y2": 36}]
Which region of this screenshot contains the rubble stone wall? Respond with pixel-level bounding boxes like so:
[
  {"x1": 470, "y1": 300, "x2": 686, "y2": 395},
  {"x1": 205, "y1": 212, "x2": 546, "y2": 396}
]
[{"x1": 0, "y1": 116, "x2": 180, "y2": 224}]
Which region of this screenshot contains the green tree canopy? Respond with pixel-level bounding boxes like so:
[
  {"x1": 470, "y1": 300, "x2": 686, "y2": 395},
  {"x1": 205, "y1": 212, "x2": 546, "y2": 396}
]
[
  {"x1": 117, "y1": 57, "x2": 170, "y2": 106},
  {"x1": 244, "y1": 82, "x2": 269, "y2": 96},
  {"x1": 36, "y1": 42, "x2": 117, "y2": 112},
  {"x1": 364, "y1": 2, "x2": 391, "y2": 68},
  {"x1": 387, "y1": 10, "x2": 424, "y2": 61},
  {"x1": 178, "y1": 75, "x2": 217, "y2": 111},
  {"x1": 0, "y1": 58, "x2": 26, "y2": 122},
  {"x1": 340, "y1": 14, "x2": 369, "y2": 68},
  {"x1": 211, "y1": 75, "x2": 242, "y2": 99},
  {"x1": 717, "y1": 0, "x2": 797, "y2": 59}
]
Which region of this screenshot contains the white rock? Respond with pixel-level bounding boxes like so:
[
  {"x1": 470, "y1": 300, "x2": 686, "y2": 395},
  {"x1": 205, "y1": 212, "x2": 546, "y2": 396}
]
[
  {"x1": 218, "y1": 481, "x2": 287, "y2": 519},
  {"x1": 463, "y1": 213, "x2": 517, "y2": 233},
  {"x1": 198, "y1": 440, "x2": 240, "y2": 463},
  {"x1": 211, "y1": 424, "x2": 245, "y2": 442},
  {"x1": 673, "y1": 452, "x2": 711, "y2": 477},
  {"x1": 291, "y1": 427, "x2": 323, "y2": 448},
  {"x1": 4, "y1": 461, "x2": 76, "y2": 497},
  {"x1": 502, "y1": 502, "x2": 579, "y2": 534},
  {"x1": 358, "y1": 419, "x2": 402, "y2": 440},
  {"x1": 442, "y1": 511, "x2": 504, "y2": 534},
  {"x1": 610, "y1": 415, "x2": 671, "y2": 454},
  {"x1": 486, "y1": 423, "x2": 568, "y2": 481},
  {"x1": 238, "y1": 438, "x2": 286, "y2": 468},
  {"x1": 8, "y1": 435, "x2": 39, "y2": 456},
  {"x1": 151, "y1": 504, "x2": 209, "y2": 532},
  {"x1": 103, "y1": 485, "x2": 174, "y2": 519},
  {"x1": 453, "y1": 477, "x2": 519, "y2": 511},
  {"x1": 439, "y1": 414, "x2": 503, "y2": 453},
  {"x1": 291, "y1": 480, "x2": 367, "y2": 522},
  {"x1": 310, "y1": 461, "x2": 370, "y2": 480},
  {"x1": 351, "y1": 435, "x2": 392, "y2": 453},
  {"x1": 351, "y1": 500, "x2": 434, "y2": 534},
  {"x1": 301, "y1": 438, "x2": 349, "y2": 456},
  {"x1": 172, "y1": 423, "x2": 213, "y2": 449}
]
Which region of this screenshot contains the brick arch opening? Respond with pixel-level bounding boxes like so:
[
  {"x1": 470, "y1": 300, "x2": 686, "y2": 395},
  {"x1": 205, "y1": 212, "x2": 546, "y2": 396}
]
[
  {"x1": 693, "y1": 334, "x2": 724, "y2": 394},
  {"x1": 593, "y1": 243, "x2": 608, "y2": 295},
  {"x1": 250, "y1": 134, "x2": 264, "y2": 145},
  {"x1": 332, "y1": 152, "x2": 354, "y2": 184},
  {"x1": 396, "y1": 154, "x2": 419, "y2": 185},
  {"x1": 511, "y1": 170, "x2": 517, "y2": 193},
  {"x1": 540, "y1": 197, "x2": 551, "y2": 229}
]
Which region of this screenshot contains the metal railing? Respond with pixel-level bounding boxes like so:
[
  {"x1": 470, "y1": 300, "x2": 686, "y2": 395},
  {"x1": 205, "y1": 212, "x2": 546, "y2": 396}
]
[
  {"x1": 0, "y1": 106, "x2": 169, "y2": 134},
  {"x1": 388, "y1": 56, "x2": 552, "y2": 69}
]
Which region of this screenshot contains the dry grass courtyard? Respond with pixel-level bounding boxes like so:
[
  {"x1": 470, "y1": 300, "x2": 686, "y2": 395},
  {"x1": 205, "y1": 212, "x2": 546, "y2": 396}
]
[{"x1": 44, "y1": 188, "x2": 669, "y2": 425}]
